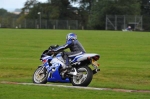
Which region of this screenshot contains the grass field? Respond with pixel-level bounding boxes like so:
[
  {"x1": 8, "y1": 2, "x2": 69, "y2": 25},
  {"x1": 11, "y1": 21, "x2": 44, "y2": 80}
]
[{"x1": 0, "y1": 29, "x2": 150, "y2": 99}]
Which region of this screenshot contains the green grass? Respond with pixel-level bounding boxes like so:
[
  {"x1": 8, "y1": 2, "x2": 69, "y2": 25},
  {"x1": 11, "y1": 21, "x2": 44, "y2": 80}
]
[
  {"x1": 0, "y1": 83, "x2": 150, "y2": 99},
  {"x1": 0, "y1": 29, "x2": 150, "y2": 98}
]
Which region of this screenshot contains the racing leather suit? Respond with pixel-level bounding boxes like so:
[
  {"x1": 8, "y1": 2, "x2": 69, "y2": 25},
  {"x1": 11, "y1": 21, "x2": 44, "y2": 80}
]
[{"x1": 53, "y1": 39, "x2": 86, "y2": 67}]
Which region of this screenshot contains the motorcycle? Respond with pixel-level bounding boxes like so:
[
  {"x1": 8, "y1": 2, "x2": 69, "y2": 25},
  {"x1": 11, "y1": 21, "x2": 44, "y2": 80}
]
[{"x1": 32, "y1": 45, "x2": 100, "y2": 86}]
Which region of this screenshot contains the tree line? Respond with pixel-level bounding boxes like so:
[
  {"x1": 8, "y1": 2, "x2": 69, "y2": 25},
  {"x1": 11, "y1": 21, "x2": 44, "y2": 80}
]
[{"x1": 0, "y1": 0, "x2": 150, "y2": 30}]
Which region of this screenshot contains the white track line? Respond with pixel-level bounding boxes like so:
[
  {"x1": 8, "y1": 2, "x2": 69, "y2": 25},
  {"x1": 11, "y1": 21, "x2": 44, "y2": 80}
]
[{"x1": 1, "y1": 81, "x2": 150, "y2": 93}]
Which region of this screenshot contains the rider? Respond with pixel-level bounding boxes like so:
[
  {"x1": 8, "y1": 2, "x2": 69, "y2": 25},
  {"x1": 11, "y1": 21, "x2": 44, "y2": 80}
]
[{"x1": 49, "y1": 33, "x2": 86, "y2": 70}]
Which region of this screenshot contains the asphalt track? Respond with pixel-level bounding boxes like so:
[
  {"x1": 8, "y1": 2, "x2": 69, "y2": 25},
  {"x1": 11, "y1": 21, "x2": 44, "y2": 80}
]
[{"x1": 1, "y1": 81, "x2": 150, "y2": 93}]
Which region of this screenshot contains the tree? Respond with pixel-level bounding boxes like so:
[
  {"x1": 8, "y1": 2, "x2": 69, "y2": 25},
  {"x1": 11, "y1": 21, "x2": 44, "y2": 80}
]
[
  {"x1": 140, "y1": 0, "x2": 150, "y2": 30},
  {"x1": 141, "y1": 0, "x2": 150, "y2": 15},
  {"x1": 88, "y1": 0, "x2": 141, "y2": 29},
  {"x1": 21, "y1": 0, "x2": 38, "y2": 14},
  {"x1": 0, "y1": 8, "x2": 8, "y2": 16},
  {"x1": 21, "y1": 0, "x2": 76, "y2": 20},
  {"x1": 0, "y1": 8, "x2": 19, "y2": 28},
  {"x1": 70, "y1": 0, "x2": 93, "y2": 29}
]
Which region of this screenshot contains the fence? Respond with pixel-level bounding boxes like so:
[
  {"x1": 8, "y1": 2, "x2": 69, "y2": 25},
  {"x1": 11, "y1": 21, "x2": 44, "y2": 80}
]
[
  {"x1": 0, "y1": 18, "x2": 79, "y2": 29},
  {"x1": 0, "y1": 15, "x2": 150, "y2": 31},
  {"x1": 105, "y1": 15, "x2": 143, "y2": 31}
]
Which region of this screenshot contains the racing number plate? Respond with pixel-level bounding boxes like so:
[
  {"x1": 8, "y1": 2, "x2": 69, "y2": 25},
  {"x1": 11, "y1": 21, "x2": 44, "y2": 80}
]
[{"x1": 92, "y1": 59, "x2": 99, "y2": 67}]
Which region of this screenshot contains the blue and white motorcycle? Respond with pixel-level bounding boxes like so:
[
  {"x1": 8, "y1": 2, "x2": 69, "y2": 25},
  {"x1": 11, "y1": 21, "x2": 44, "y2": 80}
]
[{"x1": 32, "y1": 45, "x2": 100, "y2": 86}]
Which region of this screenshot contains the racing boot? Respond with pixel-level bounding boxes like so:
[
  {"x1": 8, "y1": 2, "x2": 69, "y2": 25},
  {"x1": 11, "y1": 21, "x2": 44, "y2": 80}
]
[{"x1": 60, "y1": 69, "x2": 67, "y2": 79}]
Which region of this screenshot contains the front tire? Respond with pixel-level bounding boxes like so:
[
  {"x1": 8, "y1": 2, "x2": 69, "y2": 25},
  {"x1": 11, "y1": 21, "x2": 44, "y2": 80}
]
[
  {"x1": 32, "y1": 66, "x2": 48, "y2": 84},
  {"x1": 71, "y1": 66, "x2": 93, "y2": 86}
]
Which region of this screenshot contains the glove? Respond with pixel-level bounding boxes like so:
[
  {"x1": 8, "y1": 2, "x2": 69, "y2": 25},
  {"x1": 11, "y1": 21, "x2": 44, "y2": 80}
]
[{"x1": 48, "y1": 50, "x2": 55, "y2": 55}]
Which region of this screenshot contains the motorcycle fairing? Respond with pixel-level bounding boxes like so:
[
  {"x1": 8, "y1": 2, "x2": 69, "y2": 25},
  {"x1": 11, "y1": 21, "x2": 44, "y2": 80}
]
[
  {"x1": 42, "y1": 53, "x2": 70, "y2": 82},
  {"x1": 47, "y1": 65, "x2": 70, "y2": 83}
]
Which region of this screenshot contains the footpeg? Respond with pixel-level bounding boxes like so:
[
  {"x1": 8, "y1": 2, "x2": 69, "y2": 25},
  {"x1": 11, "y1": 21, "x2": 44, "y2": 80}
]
[{"x1": 93, "y1": 69, "x2": 100, "y2": 74}]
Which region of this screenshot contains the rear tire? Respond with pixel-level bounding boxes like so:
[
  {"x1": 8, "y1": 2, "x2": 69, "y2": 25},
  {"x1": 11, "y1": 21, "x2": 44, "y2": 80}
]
[
  {"x1": 71, "y1": 66, "x2": 93, "y2": 87},
  {"x1": 32, "y1": 66, "x2": 48, "y2": 84}
]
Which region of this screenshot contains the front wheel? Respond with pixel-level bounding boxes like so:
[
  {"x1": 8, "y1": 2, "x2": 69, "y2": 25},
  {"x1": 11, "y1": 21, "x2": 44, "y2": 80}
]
[
  {"x1": 32, "y1": 66, "x2": 48, "y2": 84},
  {"x1": 71, "y1": 66, "x2": 93, "y2": 86}
]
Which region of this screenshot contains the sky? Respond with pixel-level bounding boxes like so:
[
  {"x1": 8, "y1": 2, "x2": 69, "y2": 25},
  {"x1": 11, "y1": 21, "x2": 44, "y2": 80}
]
[{"x1": 0, "y1": 0, "x2": 48, "y2": 12}]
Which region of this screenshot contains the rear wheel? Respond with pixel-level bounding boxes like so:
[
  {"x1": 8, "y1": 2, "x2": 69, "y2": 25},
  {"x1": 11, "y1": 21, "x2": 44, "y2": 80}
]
[
  {"x1": 32, "y1": 66, "x2": 48, "y2": 84},
  {"x1": 71, "y1": 66, "x2": 93, "y2": 86}
]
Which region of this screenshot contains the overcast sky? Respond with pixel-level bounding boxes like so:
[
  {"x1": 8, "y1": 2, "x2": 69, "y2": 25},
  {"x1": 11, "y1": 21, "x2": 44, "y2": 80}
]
[
  {"x1": 0, "y1": 0, "x2": 48, "y2": 12},
  {"x1": 0, "y1": 0, "x2": 78, "y2": 12}
]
